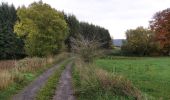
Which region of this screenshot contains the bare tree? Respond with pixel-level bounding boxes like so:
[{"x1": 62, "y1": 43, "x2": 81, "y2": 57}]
[{"x1": 70, "y1": 34, "x2": 103, "y2": 62}]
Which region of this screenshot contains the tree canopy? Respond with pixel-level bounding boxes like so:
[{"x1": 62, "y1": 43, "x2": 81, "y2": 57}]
[
  {"x1": 0, "y1": 3, "x2": 24, "y2": 59},
  {"x1": 63, "y1": 13, "x2": 112, "y2": 50},
  {"x1": 121, "y1": 27, "x2": 159, "y2": 56},
  {"x1": 63, "y1": 13, "x2": 80, "y2": 50},
  {"x1": 79, "y1": 22, "x2": 112, "y2": 49},
  {"x1": 150, "y1": 8, "x2": 170, "y2": 55},
  {"x1": 14, "y1": 1, "x2": 68, "y2": 56}
]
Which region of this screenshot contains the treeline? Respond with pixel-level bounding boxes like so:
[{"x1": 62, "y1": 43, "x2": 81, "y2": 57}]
[
  {"x1": 122, "y1": 8, "x2": 170, "y2": 56},
  {"x1": 121, "y1": 27, "x2": 159, "y2": 56},
  {"x1": 0, "y1": 1, "x2": 111, "y2": 59},
  {"x1": 0, "y1": 3, "x2": 25, "y2": 59},
  {"x1": 64, "y1": 14, "x2": 112, "y2": 51}
]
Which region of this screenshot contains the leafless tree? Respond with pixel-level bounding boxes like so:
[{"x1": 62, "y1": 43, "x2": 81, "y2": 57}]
[{"x1": 70, "y1": 34, "x2": 104, "y2": 62}]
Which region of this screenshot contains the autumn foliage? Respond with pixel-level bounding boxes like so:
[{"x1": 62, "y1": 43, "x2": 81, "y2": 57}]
[{"x1": 150, "y1": 8, "x2": 170, "y2": 55}]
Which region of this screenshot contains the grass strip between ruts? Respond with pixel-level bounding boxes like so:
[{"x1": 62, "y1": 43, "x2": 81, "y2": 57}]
[{"x1": 36, "y1": 59, "x2": 72, "y2": 100}]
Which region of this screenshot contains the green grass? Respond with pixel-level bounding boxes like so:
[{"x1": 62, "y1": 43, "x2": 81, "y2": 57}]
[
  {"x1": 72, "y1": 60, "x2": 139, "y2": 100},
  {"x1": 36, "y1": 60, "x2": 71, "y2": 100},
  {"x1": 95, "y1": 57, "x2": 170, "y2": 99}
]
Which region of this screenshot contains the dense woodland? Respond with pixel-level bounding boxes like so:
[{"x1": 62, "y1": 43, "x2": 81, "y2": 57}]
[{"x1": 0, "y1": 1, "x2": 112, "y2": 59}]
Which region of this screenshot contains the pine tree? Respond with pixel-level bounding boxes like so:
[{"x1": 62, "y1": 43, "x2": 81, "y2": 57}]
[{"x1": 0, "y1": 3, "x2": 24, "y2": 59}]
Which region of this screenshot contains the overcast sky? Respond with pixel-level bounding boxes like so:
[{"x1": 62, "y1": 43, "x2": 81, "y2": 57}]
[{"x1": 1, "y1": 0, "x2": 170, "y2": 39}]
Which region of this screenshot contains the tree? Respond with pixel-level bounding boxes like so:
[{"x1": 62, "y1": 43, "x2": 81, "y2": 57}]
[
  {"x1": 121, "y1": 27, "x2": 159, "y2": 56},
  {"x1": 70, "y1": 35, "x2": 103, "y2": 62},
  {"x1": 150, "y1": 8, "x2": 170, "y2": 55},
  {"x1": 0, "y1": 3, "x2": 24, "y2": 59},
  {"x1": 14, "y1": 1, "x2": 68, "y2": 57},
  {"x1": 63, "y1": 13, "x2": 112, "y2": 50},
  {"x1": 63, "y1": 13, "x2": 80, "y2": 50},
  {"x1": 79, "y1": 22, "x2": 112, "y2": 49}
]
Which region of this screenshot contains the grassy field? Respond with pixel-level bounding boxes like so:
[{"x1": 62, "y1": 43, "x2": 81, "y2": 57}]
[{"x1": 95, "y1": 57, "x2": 170, "y2": 99}]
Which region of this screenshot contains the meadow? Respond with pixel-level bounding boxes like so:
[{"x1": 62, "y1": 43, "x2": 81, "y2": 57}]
[{"x1": 95, "y1": 57, "x2": 170, "y2": 99}]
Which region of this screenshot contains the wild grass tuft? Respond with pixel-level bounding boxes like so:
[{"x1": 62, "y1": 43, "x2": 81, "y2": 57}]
[{"x1": 73, "y1": 58, "x2": 142, "y2": 100}]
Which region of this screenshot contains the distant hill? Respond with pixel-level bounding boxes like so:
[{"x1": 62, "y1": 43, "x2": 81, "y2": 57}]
[{"x1": 113, "y1": 39, "x2": 124, "y2": 47}]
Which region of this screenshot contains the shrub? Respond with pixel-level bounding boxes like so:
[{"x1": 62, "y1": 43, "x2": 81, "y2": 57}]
[{"x1": 71, "y1": 35, "x2": 103, "y2": 62}]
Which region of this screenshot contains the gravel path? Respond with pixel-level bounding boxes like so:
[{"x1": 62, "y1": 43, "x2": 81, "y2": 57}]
[
  {"x1": 12, "y1": 61, "x2": 65, "y2": 100},
  {"x1": 53, "y1": 62, "x2": 75, "y2": 100}
]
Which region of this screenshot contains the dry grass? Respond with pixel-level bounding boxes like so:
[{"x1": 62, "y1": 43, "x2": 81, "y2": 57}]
[
  {"x1": 0, "y1": 70, "x2": 13, "y2": 89},
  {"x1": 74, "y1": 58, "x2": 142, "y2": 99},
  {"x1": 0, "y1": 58, "x2": 47, "y2": 89},
  {"x1": 96, "y1": 69, "x2": 142, "y2": 99},
  {"x1": 0, "y1": 52, "x2": 69, "y2": 90},
  {"x1": 0, "y1": 60, "x2": 16, "y2": 70}
]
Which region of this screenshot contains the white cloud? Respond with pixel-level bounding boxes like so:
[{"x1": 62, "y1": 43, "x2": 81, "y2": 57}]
[{"x1": 1, "y1": 0, "x2": 170, "y2": 39}]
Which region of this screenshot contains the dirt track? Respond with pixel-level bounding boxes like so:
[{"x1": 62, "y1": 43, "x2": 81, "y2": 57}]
[
  {"x1": 12, "y1": 61, "x2": 65, "y2": 100},
  {"x1": 53, "y1": 62, "x2": 75, "y2": 100}
]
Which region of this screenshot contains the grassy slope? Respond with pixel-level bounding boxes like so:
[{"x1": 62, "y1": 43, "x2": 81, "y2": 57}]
[{"x1": 95, "y1": 57, "x2": 170, "y2": 99}]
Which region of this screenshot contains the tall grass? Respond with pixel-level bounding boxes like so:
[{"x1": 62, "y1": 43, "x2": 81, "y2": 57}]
[
  {"x1": 0, "y1": 58, "x2": 48, "y2": 90},
  {"x1": 0, "y1": 60, "x2": 16, "y2": 69},
  {"x1": 73, "y1": 58, "x2": 142, "y2": 100},
  {"x1": 0, "y1": 52, "x2": 69, "y2": 91}
]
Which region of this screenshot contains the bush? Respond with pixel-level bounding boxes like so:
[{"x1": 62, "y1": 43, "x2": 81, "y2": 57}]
[{"x1": 70, "y1": 35, "x2": 103, "y2": 62}]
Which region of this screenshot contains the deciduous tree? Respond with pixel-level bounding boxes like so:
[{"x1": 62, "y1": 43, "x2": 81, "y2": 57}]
[
  {"x1": 121, "y1": 27, "x2": 159, "y2": 56},
  {"x1": 150, "y1": 8, "x2": 170, "y2": 55},
  {"x1": 14, "y1": 1, "x2": 68, "y2": 56}
]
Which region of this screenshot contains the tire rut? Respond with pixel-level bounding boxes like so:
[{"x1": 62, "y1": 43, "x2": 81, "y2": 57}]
[
  {"x1": 12, "y1": 61, "x2": 66, "y2": 100},
  {"x1": 53, "y1": 62, "x2": 75, "y2": 100}
]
